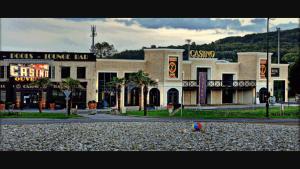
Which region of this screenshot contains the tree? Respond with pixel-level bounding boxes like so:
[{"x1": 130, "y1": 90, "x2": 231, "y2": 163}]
[
  {"x1": 30, "y1": 77, "x2": 51, "y2": 113},
  {"x1": 106, "y1": 77, "x2": 125, "y2": 113},
  {"x1": 94, "y1": 42, "x2": 117, "y2": 58},
  {"x1": 59, "y1": 78, "x2": 83, "y2": 115},
  {"x1": 129, "y1": 70, "x2": 157, "y2": 115},
  {"x1": 142, "y1": 78, "x2": 158, "y2": 116},
  {"x1": 289, "y1": 56, "x2": 300, "y2": 95},
  {"x1": 282, "y1": 53, "x2": 298, "y2": 63}
]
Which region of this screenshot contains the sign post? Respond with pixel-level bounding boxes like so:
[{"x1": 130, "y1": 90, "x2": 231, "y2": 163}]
[{"x1": 63, "y1": 90, "x2": 71, "y2": 114}]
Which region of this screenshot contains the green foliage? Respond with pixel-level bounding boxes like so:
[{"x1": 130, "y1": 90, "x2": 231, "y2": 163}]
[
  {"x1": 94, "y1": 41, "x2": 117, "y2": 58},
  {"x1": 125, "y1": 106, "x2": 300, "y2": 119},
  {"x1": 289, "y1": 56, "x2": 300, "y2": 94},
  {"x1": 282, "y1": 53, "x2": 299, "y2": 63}
]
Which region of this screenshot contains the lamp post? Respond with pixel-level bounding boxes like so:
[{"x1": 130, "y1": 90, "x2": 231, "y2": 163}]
[
  {"x1": 181, "y1": 71, "x2": 184, "y2": 117},
  {"x1": 266, "y1": 18, "x2": 270, "y2": 118}
]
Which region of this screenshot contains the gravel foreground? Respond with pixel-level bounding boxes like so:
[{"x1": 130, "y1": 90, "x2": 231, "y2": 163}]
[{"x1": 0, "y1": 122, "x2": 299, "y2": 151}]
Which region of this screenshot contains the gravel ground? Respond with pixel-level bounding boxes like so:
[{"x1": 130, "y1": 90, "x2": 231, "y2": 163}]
[{"x1": 0, "y1": 122, "x2": 299, "y2": 151}]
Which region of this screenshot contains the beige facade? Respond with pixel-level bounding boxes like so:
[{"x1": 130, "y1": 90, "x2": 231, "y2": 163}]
[{"x1": 0, "y1": 49, "x2": 289, "y2": 109}]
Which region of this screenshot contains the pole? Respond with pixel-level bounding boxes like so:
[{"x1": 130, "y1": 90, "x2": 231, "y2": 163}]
[
  {"x1": 277, "y1": 27, "x2": 280, "y2": 64},
  {"x1": 266, "y1": 18, "x2": 270, "y2": 118},
  {"x1": 181, "y1": 71, "x2": 184, "y2": 117}
]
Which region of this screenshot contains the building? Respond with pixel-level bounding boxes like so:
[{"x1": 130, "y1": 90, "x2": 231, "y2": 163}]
[{"x1": 0, "y1": 49, "x2": 289, "y2": 109}]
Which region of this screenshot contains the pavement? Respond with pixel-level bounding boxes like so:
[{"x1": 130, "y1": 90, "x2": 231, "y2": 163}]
[{"x1": 1, "y1": 112, "x2": 299, "y2": 125}]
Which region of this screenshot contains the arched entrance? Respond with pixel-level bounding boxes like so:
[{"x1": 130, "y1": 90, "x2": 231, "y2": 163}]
[
  {"x1": 149, "y1": 88, "x2": 160, "y2": 106},
  {"x1": 130, "y1": 87, "x2": 140, "y2": 106},
  {"x1": 259, "y1": 87, "x2": 268, "y2": 103},
  {"x1": 167, "y1": 88, "x2": 179, "y2": 105}
]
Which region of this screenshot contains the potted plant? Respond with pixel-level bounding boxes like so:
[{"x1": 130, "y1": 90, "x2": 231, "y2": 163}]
[
  {"x1": 48, "y1": 97, "x2": 56, "y2": 110},
  {"x1": 0, "y1": 100, "x2": 5, "y2": 111}
]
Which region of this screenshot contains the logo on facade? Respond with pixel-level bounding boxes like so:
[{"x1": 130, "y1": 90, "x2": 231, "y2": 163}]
[
  {"x1": 169, "y1": 56, "x2": 178, "y2": 78},
  {"x1": 190, "y1": 50, "x2": 215, "y2": 58},
  {"x1": 260, "y1": 59, "x2": 267, "y2": 79}
]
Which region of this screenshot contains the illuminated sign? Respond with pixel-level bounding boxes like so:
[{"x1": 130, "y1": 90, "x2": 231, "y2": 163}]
[
  {"x1": 189, "y1": 50, "x2": 215, "y2": 58},
  {"x1": 0, "y1": 51, "x2": 96, "y2": 61},
  {"x1": 169, "y1": 56, "x2": 178, "y2": 78},
  {"x1": 10, "y1": 64, "x2": 49, "y2": 82},
  {"x1": 260, "y1": 59, "x2": 267, "y2": 79}
]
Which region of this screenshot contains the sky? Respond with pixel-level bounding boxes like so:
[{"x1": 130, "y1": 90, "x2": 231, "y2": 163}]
[{"x1": 0, "y1": 18, "x2": 299, "y2": 52}]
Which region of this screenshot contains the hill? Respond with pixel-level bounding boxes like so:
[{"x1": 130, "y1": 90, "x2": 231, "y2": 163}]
[{"x1": 106, "y1": 28, "x2": 299, "y2": 63}]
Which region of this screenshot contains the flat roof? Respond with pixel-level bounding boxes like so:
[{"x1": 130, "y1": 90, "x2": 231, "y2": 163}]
[{"x1": 144, "y1": 48, "x2": 185, "y2": 52}]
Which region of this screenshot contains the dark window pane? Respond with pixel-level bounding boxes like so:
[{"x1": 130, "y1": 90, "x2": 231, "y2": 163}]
[
  {"x1": 0, "y1": 66, "x2": 4, "y2": 78},
  {"x1": 77, "y1": 67, "x2": 86, "y2": 79},
  {"x1": 61, "y1": 67, "x2": 70, "y2": 79}
]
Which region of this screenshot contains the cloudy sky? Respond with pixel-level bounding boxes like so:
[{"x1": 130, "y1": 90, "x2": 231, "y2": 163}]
[{"x1": 0, "y1": 18, "x2": 298, "y2": 52}]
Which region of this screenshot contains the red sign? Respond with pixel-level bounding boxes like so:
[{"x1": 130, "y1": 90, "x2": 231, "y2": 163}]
[{"x1": 169, "y1": 57, "x2": 178, "y2": 78}]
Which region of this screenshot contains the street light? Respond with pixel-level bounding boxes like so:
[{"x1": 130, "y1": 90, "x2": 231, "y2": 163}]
[
  {"x1": 181, "y1": 71, "x2": 184, "y2": 117},
  {"x1": 266, "y1": 18, "x2": 275, "y2": 118}
]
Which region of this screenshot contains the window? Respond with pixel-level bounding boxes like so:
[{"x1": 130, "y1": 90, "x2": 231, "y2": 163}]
[
  {"x1": 77, "y1": 67, "x2": 86, "y2": 79},
  {"x1": 98, "y1": 72, "x2": 117, "y2": 107},
  {"x1": 49, "y1": 66, "x2": 55, "y2": 79},
  {"x1": 0, "y1": 66, "x2": 4, "y2": 78},
  {"x1": 61, "y1": 66, "x2": 70, "y2": 79}
]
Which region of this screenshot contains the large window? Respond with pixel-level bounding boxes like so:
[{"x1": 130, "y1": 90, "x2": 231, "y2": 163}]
[
  {"x1": 61, "y1": 66, "x2": 70, "y2": 79},
  {"x1": 0, "y1": 66, "x2": 4, "y2": 78},
  {"x1": 98, "y1": 72, "x2": 117, "y2": 107},
  {"x1": 49, "y1": 66, "x2": 55, "y2": 79},
  {"x1": 124, "y1": 73, "x2": 140, "y2": 106},
  {"x1": 77, "y1": 67, "x2": 86, "y2": 79}
]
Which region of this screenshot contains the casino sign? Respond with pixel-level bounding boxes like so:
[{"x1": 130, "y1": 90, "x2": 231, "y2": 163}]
[{"x1": 189, "y1": 50, "x2": 216, "y2": 58}]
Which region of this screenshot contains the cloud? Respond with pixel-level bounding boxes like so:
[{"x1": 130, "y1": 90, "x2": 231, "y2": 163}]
[{"x1": 0, "y1": 18, "x2": 298, "y2": 52}]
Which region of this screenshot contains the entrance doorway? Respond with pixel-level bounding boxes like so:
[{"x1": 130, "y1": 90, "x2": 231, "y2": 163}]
[
  {"x1": 167, "y1": 88, "x2": 179, "y2": 105},
  {"x1": 273, "y1": 80, "x2": 285, "y2": 102},
  {"x1": 149, "y1": 88, "x2": 160, "y2": 106},
  {"x1": 259, "y1": 87, "x2": 268, "y2": 103},
  {"x1": 222, "y1": 88, "x2": 234, "y2": 103},
  {"x1": 22, "y1": 92, "x2": 39, "y2": 109}
]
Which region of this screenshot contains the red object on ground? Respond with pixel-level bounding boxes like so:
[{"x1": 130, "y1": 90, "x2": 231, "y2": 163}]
[{"x1": 197, "y1": 122, "x2": 202, "y2": 129}]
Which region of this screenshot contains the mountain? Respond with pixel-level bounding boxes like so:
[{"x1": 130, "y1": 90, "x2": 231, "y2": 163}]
[{"x1": 107, "y1": 28, "x2": 299, "y2": 63}]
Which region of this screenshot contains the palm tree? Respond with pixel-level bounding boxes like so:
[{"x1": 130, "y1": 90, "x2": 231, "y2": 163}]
[
  {"x1": 129, "y1": 70, "x2": 157, "y2": 115},
  {"x1": 129, "y1": 70, "x2": 148, "y2": 111},
  {"x1": 142, "y1": 78, "x2": 158, "y2": 116},
  {"x1": 59, "y1": 77, "x2": 83, "y2": 115},
  {"x1": 106, "y1": 77, "x2": 125, "y2": 113},
  {"x1": 30, "y1": 77, "x2": 51, "y2": 113}
]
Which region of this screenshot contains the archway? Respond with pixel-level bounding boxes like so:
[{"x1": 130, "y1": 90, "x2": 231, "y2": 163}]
[
  {"x1": 149, "y1": 88, "x2": 160, "y2": 106},
  {"x1": 167, "y1": 88, "x2": 179, "y2": 105},
  {"x1": 259, "y1": 87, "x2": 268, "y2": 103},
  {"x1": 130, "y1": 87, "x2": 140, "y2": 106}
]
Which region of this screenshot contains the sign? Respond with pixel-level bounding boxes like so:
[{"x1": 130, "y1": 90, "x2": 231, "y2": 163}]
[
  {"x1": 0, "y1": 51, "x2": 96, "y2": 61},
  {"x1": 260, "y1": 59, "x2": 267, "y2": 79},
  {"x1": 63, "y1": 90, "x2": 72, "y2": 98},
  {"x1": 190, "y1": 50, "x2": 215, "y2": 58},
  {"x1": 10, "y1": 64, "x2": 49, "y2": 82},
  {"x1": 271, "y1": 68, "x2": 280, "y2": 77},
  {"x1": 168, "y1": 56, "x2": 178, "y2": 78},
  {"x1": 198, "y1": 72, "x2": 207, "y2": 104}
]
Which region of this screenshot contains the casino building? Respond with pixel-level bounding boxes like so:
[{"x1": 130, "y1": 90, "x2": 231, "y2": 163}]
[{"x1": 0, "y1": 49, "x2": 289, "y2": 110}]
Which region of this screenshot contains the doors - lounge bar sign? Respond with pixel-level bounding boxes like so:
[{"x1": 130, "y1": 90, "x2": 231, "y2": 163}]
[{"x1": 0, "y1": 51, "x2": 96, "y2": 61}]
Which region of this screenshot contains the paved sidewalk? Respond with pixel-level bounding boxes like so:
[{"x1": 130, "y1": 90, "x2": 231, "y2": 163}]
[{"x1": 1, "y1": 112, "x2": 299, "y2": 125}]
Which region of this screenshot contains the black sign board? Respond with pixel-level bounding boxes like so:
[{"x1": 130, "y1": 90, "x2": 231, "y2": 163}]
[
  {"x1": 271, "y1": 68, "x2": 280, "y2": 77},
  {"x1": 0, "y1": 51, "x2": 96, "y2": 61}
]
